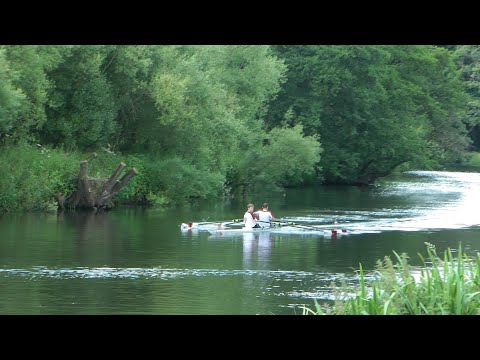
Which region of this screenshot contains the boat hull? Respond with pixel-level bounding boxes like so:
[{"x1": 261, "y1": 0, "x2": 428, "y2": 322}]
[
  {"x1": 180, "y1": 222, "x2": 235, "y2": 231},
  {"x1": 208, "y1": 227, "x2": 278, "y2": 235},
  {"x1": 208, "y1": 226, "x2": 347, "y2": 236},
  {"x1": 181, "y1": 222, "x2": 348, "y2": 236}
]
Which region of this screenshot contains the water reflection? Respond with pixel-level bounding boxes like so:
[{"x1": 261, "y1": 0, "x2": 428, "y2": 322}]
[
  {"x1": 58, "y1": 210, "x2": 127, "y2": 264},
  {"x1": 242, "y1": 232, "x2": 272, "y2": 269},
  {"x1": 258, "y1": 232, "x2": 272, "y2": 263}
]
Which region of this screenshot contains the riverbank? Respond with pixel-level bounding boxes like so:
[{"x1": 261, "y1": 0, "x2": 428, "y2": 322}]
[{"x1": 447, "y1": 152, "x2": 480, "y2": 172}]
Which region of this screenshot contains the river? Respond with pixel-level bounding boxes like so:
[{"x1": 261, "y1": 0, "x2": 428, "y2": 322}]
[{"x1": 1, "y1": 170, "x2": 480, "y2": 314}]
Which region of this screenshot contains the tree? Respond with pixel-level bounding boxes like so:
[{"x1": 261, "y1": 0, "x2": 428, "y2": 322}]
[
  {"x1": 0, "y1": 47, "x2": 26, "y2": 140},
  {"x1": 42, "y1": 45, "x2": 118, "y2": 151},
  {"x1": 266, "y1": 45, "x2": 471, "y2": 185},
  {"x1": 0, "y1": 45, "x2": 68, "y2": 144},
  {"x1": 453, "y1": 45, "x2": 480, "y2": 150}
]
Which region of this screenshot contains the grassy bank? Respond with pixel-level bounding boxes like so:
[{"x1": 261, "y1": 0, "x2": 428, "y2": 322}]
[
  {"x1": 302, "y1": 243, "x2": 480, "y2": 315},
  {"x1": 0, "y1": 143, "x2": 81, "y2": 212},
  {"x1": 469, "y1": 153, "x2": 480, "y2": 168},
  {"x1": 0, "y1": 142, "x2": 222, "y2": 213},
  {"x1": 445, "y1": 152, "x2": 480, "y2": 172},
  {"x1": 0, "y1": 142, "x2": 161, "y2": 212}
]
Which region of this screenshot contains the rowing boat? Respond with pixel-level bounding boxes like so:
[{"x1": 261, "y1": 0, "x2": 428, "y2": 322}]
[
  {"x1": 180, "y1": 222, "x2": 237, "y2": 231},
  {"x1": 208, "y1": 227, "x2": 281, "y2": 235},
  {"x1": 181, "y1": 219, "x2": 298, "y2": 231},
  {"x1": 181, "y1": 220, "x2": 348, "y2": 236},
  {"x1": 182, "y1": 222, "x2": 211, "y2": 230},
  {"x1": 208, "y1": 226, "x2": 348, "y2": 236}
]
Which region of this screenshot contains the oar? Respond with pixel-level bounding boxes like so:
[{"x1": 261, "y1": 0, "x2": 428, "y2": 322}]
[
  {"x1": 230, "y1": 218, "x2": 348, "y2": 234},
  {"x1": 271, "y1": 219, "x2": 324, "y2": 227},
  {"x1": 256, "y1": 220, "x2": 286, "y2": 227},
  {"x1": 181, "y1": 221, "x2": 222, "y2": 227},
  {"x1": 279, "y1": 221, "x2": 348, "y2": 234},
  {"x1": 232, "y1": 219, "x2": 289, "y2": 227},
  {"x1": 282, "y1": 222, "x2": 320, "y2": 230}
]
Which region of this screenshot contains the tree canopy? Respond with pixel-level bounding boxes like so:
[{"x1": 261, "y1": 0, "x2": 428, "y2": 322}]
[{"x1": 0, "y1": 45, "x2": 478, "y2": 211}]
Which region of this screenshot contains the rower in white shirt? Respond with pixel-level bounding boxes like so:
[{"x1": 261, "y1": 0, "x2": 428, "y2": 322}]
[
  {"x1": 243, "y1": 203, "x2": 260, "y2": 229},
  {"x1": 255, "y1": 202, "x2": 276, "y2": 228}
]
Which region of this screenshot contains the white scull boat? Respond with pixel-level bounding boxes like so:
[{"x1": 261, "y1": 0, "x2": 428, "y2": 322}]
[
  {"x1": 181, "y1": 221, "x2": 348, "y2": 236},
  {"x1": 180, "y1": 221, "x2": 238, "y2": 231},
  {"x1": 208, "y1": 227, "x2": 278, "y2": 235},
  {"x1": 208, "y1": 226, "x2": 348, "y2": 236}
]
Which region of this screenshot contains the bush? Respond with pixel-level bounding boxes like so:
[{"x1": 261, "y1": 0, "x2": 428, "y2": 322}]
[{"x1": 0, "y1": 142, "x2": 80, "y2": 212}]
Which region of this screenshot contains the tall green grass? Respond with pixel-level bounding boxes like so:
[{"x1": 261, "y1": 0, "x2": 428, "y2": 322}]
[
  {"x1": 0, "y1": 144, "x2": 163, "y2": 211},
  {"x1": 468, "y1": 152, "x2": 480, "y2": 168},
  {"x1": 302, "y1": 243, "x2": 480, "y2": 315},
  {"x1": 0, "y1": 142, "x2": 81, "y2": 212},
  {"x1": 0, "y1": 143, "x2": 225, "y2": 212}
]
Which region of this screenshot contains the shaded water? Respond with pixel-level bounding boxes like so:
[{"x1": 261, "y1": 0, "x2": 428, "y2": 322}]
[{"x1": 1, "y1": 171, "x2": 480, "y2": 314}]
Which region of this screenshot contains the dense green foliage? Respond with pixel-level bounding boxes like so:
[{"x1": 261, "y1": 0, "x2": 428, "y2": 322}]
[
  {"x1": 453, "y1": 46, "x2": 480, "y2": 149},
  {"x1": 0, "y1": 45, "x2": 479, "y2": 211},
  {"x1": 265, "y1": 45, "x2": 474, "y2": 184},
  {"x1": 303, "y1": 243, "x2": 480, "y2": 315},
  {"x1": 0, "y1": 142, "x2": 80, "y2": 212}
]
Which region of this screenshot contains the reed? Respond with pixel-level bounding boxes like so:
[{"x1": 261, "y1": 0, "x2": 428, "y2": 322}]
[{"x1": 303, "y1": 243, "x2": 480, "y2": 315}]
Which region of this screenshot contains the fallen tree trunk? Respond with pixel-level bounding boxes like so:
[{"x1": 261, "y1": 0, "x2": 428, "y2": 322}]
[{"x1": 67, "y1": 159, "x2": 138, "y2": 212}]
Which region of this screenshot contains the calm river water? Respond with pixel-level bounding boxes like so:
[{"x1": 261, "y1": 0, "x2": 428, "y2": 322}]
[{"x1": 1, "y1": 170, "x2": 480, "y2": 314}]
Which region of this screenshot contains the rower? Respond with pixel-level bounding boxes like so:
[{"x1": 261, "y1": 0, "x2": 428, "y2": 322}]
[
  {"x1": 243, "y1": 203, "x2": 260, "y2": 229},
  {"x1": 255, "y1": 202, "x2": 276, "y2": 228}
]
